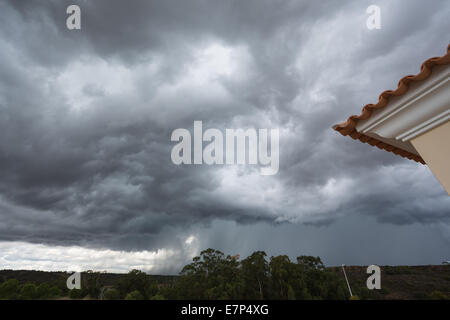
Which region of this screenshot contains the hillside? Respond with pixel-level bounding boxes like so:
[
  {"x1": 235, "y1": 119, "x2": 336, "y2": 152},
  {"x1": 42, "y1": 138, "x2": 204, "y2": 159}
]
[
  {"x1": 0, "y1": 269, "x2": 176, "y2": 287},
  {"x1": 328, "y1": 265, "x2": 450, "y2": 299},
  {"x1": 1, "y1": 265, "x2": 449, "y2": 300}
]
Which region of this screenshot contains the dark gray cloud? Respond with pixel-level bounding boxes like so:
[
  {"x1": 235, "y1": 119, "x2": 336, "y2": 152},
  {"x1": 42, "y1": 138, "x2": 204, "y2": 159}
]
[{"x1": 0, "y1": 0, "x2": 449, "y2": 272}]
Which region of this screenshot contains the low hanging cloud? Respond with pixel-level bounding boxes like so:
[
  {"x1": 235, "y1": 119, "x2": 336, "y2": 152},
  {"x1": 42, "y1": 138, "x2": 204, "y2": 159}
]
[
  {"x1": 0, "y1": 239, "x2": 200, "y2": 274},
  {"x1": 0, "y1": 0, "x2": 449, "y2": 272}
]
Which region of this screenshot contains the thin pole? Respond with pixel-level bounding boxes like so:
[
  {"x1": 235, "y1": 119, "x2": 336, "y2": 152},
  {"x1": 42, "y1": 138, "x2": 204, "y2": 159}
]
[{"x1": 341, "y1": 264, "x2": 353, "y2": 297}]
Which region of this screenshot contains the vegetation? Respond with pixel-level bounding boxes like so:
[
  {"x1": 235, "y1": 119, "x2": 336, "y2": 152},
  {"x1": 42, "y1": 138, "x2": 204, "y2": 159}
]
[
  {"x1": 118, "y1": 269, "x2": 158, "y2": 299},
  {"x1": 328, "y1": 264, "x2": 450, "y2": 300},
  {"x1": 157, "y1": 249, "x2": 347, "y2": 300},
  {"x1": 124, "y1": 290, "x2": 145, "y2": 300},
  {"x1": 0, "y1": 249, "x2": 449, "y2": 300},
  {"x1": 0, "y1": 279, "x2": 61, "y2": 300},
  {"x1": 103, "y1": 288, "x2": 120, "y2": 300}
]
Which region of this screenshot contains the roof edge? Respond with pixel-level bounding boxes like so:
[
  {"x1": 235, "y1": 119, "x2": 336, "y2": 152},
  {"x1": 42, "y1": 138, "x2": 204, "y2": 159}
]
[
  {"x1": 333, "y1": 44, "x2": 450, "y2": 164},
  {"x1": 334, "y1": 44, "x2": 450, "y2": 137},
  {"x1": 347, "y1": 131, "x2": 425, "y2": 164}
]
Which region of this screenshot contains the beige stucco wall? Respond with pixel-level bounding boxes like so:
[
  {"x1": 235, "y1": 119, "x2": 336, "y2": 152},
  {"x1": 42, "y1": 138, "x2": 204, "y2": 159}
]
[{"x1": 410, "y1": 120, "x2": 450, "y2": 195}]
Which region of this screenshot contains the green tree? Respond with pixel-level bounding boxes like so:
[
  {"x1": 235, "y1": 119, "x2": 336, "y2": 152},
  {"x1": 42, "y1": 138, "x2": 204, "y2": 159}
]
[
  {"x1": 69, "y1": 288, "x2": 85, "y2": 299},
  {"x1": 125, "y1": 290, "x2": 144, "y2": 300},
  {"x1": 34, "y1": 283, "x2": 61, "y2": 299},
  {"x1": 296, "y1": 255, "x2": 346, "y2": 300},
  {"x1": 269, "y1": 255, "x2": 292, "y2": 299},
  {"x1": 296, "y1": 256, "x2": 325, "y2": 271},
  {"x1": 176, "y1": 248, "x2": 243, "y2": 299},
  {"x1": 241, "y1": 251, "x2": 269, "y2": 299},
  {"x1": 0, "y1": 279, "x2": 20, "y2": 300},
  {"x1": 287, "y1": 285, "x2": 296, "y2": 300},
  {"x1": 48, "y1": 285, "x2": 62, "y2": 299},
  {"x1": 118, "y1": 269, "x2": 157, "y2": 299},
  {"x1": 83, "y1": 271, "x2": 104, "y2": 299},
  {"x1": 103, "y1": 288, "x2": 121, "y2": 300},
  {"x1": 19, "y1": 283, "x2": 38, "y2": 300},
  {"x1": 36, "y1": 283, "x2": 51, "y2": 299}
]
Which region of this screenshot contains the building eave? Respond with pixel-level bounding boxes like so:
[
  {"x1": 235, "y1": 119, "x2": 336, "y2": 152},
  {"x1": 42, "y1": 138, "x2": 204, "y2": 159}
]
[{"x1": 333, "y1": 44, "x2": 450, "y2": 164}]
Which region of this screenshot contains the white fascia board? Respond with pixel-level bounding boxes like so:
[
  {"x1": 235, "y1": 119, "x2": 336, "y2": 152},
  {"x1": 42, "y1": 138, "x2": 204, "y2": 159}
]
[
  {"x1": 355, "y1": 65, "x2": 450, "y2": 146},
  {"x1": 397, "y1": 109, "x2": 450, "y2": 141}
]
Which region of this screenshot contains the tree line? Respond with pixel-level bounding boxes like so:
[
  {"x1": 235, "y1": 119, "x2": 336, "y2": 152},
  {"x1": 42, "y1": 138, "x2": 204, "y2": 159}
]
[{"x1": 0, "y1": 249, "x2": 349, "y2": 300}]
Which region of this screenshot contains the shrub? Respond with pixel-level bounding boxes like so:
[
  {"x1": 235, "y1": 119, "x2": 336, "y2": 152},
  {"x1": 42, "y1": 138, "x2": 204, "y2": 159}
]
[
  {"x1": 125, "y1": 290, "x2": 144, "y2": 300},
  {"x1": 36, "y1": 283, "x2": 51, "y2": 299},
  {"x1": 69, "y1": 289, "x2": 85, "y2": 299},
  {"x1": 104, "y1": 288, "x2": 121, "y2": 300},
  {"x1": 48, "y1": 285, "x2": 62, "y2": 299},
  {"x1": 19, "y1": 283, "x2": 37, "y2": 300},
  {"x1": 428, "y1": 291, "x2": 449, "y2": 300},
  {"x1": 0, "y1": 279, "x2": 20, "y2": 300},
  {"x1": 118, "y1": 269, "x2": 157, "y2": 299}
]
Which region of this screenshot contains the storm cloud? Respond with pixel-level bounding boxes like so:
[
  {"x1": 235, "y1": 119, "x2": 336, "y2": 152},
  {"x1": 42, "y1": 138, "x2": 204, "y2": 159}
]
[{"x1": 0, "y1": 0, "x2": 449, "y2": 273}]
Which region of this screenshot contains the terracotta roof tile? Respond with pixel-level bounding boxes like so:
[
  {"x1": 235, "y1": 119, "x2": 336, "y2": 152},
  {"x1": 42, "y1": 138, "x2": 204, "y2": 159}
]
[{"x1": 333, "y1": 44, "x2": 450, "y2": 164}]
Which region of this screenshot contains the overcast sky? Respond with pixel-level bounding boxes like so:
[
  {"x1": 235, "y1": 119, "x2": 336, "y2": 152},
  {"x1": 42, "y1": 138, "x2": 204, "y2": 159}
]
[{"x1": 0, "y1": 0, "x2": 449, "y2": 274}]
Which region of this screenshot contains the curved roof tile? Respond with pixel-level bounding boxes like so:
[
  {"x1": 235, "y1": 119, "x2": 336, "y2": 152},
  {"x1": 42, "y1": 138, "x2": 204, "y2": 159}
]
[{"x1": 333, "y1": 44, "x2": 450, "y2": 164}]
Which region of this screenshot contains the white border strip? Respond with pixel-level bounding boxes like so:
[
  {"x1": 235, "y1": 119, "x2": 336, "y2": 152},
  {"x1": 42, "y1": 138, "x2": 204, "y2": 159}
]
[
  {"x1": 360, "y1": 74, "x2": 450, "y2": 133},
  {"x1": 397, "y1": 110, "x2": 450, "y2": 141}
]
